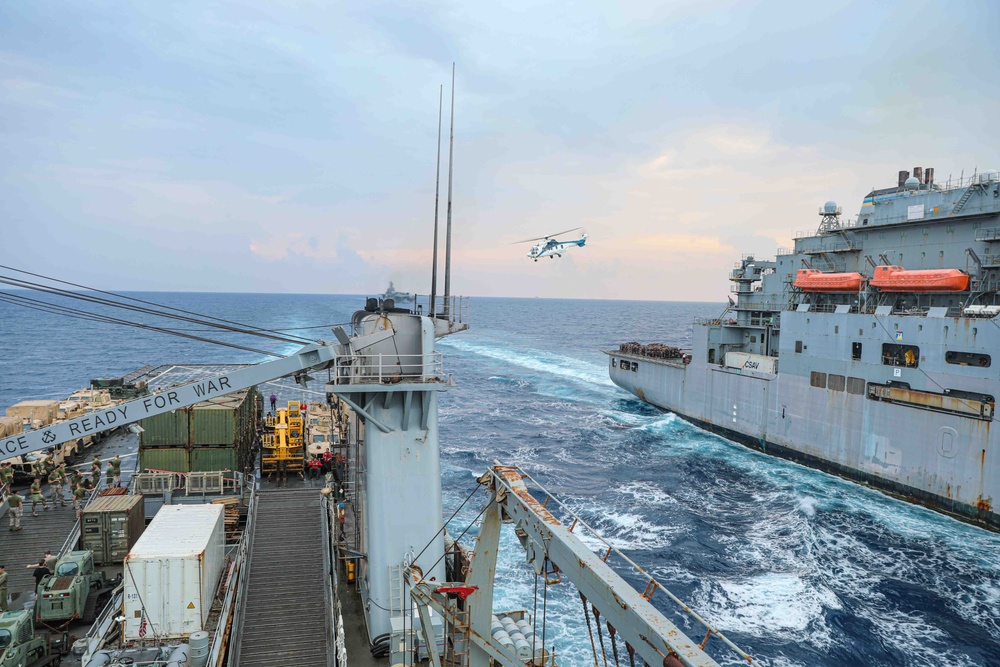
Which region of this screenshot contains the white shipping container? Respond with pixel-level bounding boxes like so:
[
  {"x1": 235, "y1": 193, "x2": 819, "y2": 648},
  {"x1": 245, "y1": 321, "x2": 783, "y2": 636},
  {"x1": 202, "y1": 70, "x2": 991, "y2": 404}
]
[
  {"x1": 123, "y1": 504, "x2": 225, "y2": 640},
  {"x1": 724, "y1": 351, "x2": 778, "y2": 374}
]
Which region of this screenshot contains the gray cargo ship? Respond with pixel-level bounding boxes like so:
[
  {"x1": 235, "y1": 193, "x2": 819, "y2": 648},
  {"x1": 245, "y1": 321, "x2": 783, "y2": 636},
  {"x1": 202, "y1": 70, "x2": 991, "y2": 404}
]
[{"x1": 608, "y1": 166, "x2": 1000, "y2": 530}]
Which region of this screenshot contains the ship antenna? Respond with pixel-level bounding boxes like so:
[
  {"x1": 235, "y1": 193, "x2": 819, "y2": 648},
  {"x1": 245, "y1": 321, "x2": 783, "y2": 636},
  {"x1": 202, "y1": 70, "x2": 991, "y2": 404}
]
[
  {"x1": 443, "y1": 63, "x2": 455, "y2": 318},
  {"x1": 430, "y1": 84, "x2": 443, "y2": 317}
]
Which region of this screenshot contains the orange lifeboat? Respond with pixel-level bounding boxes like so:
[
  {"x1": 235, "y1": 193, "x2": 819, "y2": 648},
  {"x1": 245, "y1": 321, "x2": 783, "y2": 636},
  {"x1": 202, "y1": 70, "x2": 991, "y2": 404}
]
[
  {"x1": 870, "y1": 265, "x2": 969, "y2": 292},
  {"x1": 793, "y1": 269, "x2": 864, "y2": 292}
]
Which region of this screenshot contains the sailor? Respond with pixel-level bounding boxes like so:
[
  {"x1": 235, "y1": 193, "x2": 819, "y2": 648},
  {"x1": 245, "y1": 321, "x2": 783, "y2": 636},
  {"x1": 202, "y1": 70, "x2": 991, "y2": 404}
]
[
  {"x1": 0, "y1": 565, "x2": 7, "y2": 611},
  {"x1": 31, "y1": 458, "x2": 44, "y2": 480},
  {"x1": 307, "y1": 458, "x2": 322, "y2": 479},
  {"x1": 7, "y1": 491, "x2": 23, "y2": 531},
  {"x1": 47, "y1": 467, "x2": 65, "y2": 507},
  {"x1": 73, "y1": 483, "x2": 88, "y2": 519},
  {"x1": 109, "y1": 455, "x2": 123, "y2": 487},
  {"x1": 0, "y1": 462, "x2": 12, "y2": 490},
  {"x1": 27, "y1": 559, "x2": 49, "y2": 594},
  {"x1": 30, "y1": 477, "x2": 48, "y2": 515},
  {"x1": 90, "y1": 455, "x2": 102, "y2": 482},
  {"x1": 321, "y1": 450, "x2": 334, "y2": 472},
  {"x1": 57, "y1": 463, "x2": 69, "y2": 500},
  {"x1": 42, "y1": 551, "x2": 57, "y2": 572},
  {"x1": 70, "y1": 469, "x2": 83, "y2": 491},
  {"x1": 270, "y1": 393, "x2": 277, "y2": 411},
  {"x1": 324, "y1": 470, "x2": 334, "y2": 490},
  {"x1": 42, "y1": 454, "x2": 55, "y2": 476}
]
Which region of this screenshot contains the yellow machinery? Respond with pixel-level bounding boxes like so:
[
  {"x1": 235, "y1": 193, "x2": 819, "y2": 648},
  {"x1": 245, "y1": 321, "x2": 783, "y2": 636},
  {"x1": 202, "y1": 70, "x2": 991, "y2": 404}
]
[{"x1": 261, "y1": 402, "x2": 305, "y2": 479}]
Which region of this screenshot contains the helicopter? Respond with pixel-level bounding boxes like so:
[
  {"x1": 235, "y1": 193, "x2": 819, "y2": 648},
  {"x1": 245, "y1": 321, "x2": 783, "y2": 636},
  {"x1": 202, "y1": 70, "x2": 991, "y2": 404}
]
[{"x1": 512, "y1": 227, "x2": 588, "y2": 261}]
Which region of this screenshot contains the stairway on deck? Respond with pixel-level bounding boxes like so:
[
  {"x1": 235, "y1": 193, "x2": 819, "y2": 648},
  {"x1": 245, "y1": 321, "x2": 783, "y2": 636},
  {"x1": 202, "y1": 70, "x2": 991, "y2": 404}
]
[{"x1": 237, "y1": 488, "x2": 332, "y2": 667}]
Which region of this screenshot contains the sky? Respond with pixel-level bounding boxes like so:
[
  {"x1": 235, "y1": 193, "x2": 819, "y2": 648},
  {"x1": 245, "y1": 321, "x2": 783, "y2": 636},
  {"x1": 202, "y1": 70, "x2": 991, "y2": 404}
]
[{"x1": 2, "y1": 0, "x2": 999, "y2": 301}]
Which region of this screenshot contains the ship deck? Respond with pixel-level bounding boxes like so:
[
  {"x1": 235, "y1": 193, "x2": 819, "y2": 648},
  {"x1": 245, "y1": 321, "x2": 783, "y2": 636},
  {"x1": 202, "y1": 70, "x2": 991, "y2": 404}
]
[{"x1": 235, "y1": 486, "x2": 334, "y2": 667}]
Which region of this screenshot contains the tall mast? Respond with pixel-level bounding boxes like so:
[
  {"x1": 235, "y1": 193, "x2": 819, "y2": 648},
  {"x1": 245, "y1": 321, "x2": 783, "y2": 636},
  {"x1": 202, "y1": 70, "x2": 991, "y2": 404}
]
[
  {"x1": 430, "y1": 85, "x2": 443, "y2": 317},
  {"x1": 443, "y1": 63, "x2": 455, "y2": 317}
]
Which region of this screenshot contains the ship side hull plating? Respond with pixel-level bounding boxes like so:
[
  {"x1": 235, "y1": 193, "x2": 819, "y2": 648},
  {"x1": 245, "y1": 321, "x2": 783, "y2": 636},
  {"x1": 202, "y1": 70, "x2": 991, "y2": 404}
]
[{"x1": 609, "y1": 315, "x2": 999, "y2": 530}]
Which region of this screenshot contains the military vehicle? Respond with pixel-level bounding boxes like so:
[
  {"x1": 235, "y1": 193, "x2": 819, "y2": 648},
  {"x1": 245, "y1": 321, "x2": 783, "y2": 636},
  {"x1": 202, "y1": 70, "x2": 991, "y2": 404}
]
[
  {"x1": 34, "y1": 551, "x2": 120, "y2": 625},
  {"x1": 0, "y1": 610, "x2": 59, "y2": 667}
]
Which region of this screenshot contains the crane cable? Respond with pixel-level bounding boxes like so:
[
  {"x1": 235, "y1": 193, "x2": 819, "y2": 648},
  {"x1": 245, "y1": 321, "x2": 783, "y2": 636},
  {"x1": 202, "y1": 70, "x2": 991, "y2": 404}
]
[
  {"x1": 0, "y1": 273, "x2": 312, "y2": 345},
  {"x1": 0, "y1": 264, "x2": 317, "y2": 343},
  {"x1": 0, "y1": 292, "x2": 282, "y2": 357}
]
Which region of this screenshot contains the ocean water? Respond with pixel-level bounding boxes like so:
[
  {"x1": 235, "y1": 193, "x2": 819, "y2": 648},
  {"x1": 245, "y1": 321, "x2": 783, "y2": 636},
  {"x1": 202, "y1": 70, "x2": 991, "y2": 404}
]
[{"x1": 2, "y1": 293, "x2": 999, "y2": 667}]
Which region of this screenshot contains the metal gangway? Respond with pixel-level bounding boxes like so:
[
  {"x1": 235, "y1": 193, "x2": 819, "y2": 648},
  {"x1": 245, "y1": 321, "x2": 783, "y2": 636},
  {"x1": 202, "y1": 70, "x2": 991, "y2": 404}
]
[{"x1": 234, "y1": 487, "x2": 334, "y2": 667}]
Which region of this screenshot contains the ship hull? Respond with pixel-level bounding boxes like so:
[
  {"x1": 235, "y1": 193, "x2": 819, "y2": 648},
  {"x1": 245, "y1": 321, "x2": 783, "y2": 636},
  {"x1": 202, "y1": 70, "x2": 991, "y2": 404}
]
[{"x1": 609, "y1": 315, "x2": 999, "y2": 531}]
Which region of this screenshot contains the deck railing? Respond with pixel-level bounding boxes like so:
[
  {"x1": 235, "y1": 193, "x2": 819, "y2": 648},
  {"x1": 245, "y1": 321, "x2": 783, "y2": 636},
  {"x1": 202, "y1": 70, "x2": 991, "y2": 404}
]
[{"x1": 330, "y1": 352, "x2": 445, "y2": 385}]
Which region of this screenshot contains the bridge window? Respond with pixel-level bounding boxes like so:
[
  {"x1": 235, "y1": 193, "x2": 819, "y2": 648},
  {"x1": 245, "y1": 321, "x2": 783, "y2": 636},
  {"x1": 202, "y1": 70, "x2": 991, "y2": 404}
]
[
  {"x1": 945, "y1": 351, "x2": 991, "y2": 368},
  {"x1": 810, "y1": 371, "x2": 827, "y2": 388},
  {"x1": 852, "y1": 342, "x2": 862, "y2": 360},
  {"x1": 882, "y1": 343, "x2": 919, "y2": 368},
  {"x1": 828, "y1": 374, "x2": 846, "y2": 391},
  {"x1": 847, "y1": 377, "x2": 866, "y2": 395}
]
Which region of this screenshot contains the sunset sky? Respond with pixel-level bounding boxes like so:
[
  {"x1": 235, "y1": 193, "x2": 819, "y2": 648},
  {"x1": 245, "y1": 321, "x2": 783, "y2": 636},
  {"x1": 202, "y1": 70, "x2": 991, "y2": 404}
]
[{"x1": 3, "y1": 1, "x2": 999, "y2": 301}]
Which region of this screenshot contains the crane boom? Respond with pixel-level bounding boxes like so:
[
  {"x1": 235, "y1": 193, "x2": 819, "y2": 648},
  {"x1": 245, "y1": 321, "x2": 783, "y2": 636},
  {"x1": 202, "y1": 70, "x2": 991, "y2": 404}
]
[{"x1": 1, "y1": 343, "x2": 341, "y2": 460}]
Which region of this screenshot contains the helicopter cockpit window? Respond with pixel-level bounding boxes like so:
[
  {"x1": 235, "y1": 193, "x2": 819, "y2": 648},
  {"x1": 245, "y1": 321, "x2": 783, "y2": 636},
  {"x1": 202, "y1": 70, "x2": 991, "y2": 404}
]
[
  {"x1": 0, "y1": 630, "x2": 11, "y2": 649},
  {"x1": 56, "y1": 562, "x2": 80, "y2": 577}
]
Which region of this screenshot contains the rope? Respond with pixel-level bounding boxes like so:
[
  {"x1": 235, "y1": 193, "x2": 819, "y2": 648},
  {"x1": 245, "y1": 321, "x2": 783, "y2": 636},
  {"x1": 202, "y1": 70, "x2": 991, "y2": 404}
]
[
  {"x1": 541, "y1": 556, "x2": 549, "y2": 666},
  {"x1": 592, "y1": 604, "x2": 609, "y2": 667},
  {"x1": 608, "y1": 622, "x2": 621, "y2": 667},
  {"x1": 580, "y1": 593, "x2": 600, "y2": 667},
  {"x1": 626, "y1": 642, "x2": 637, "y2": 667},
  {"x1": 532, "y1": 569, "x2": 539, "y2": 664}
]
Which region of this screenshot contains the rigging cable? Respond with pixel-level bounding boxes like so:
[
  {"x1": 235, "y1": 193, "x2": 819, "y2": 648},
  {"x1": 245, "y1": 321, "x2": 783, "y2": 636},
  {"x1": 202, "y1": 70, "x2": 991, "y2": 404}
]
[
  {"x1": 0, "y1": 274, "x2": 311, "y2": 345},
  {"x1": 0, "y1": 264, "x2": 316, "y2": 342},
  {"x1": 0, "y1": 292, "x2": 282, "y2": 357},
  {"x1": 580, "y1": 593, "x2": 600, "y2": 667},
  {"x1": 592, "y1": 603, "x2": 609, "y2": 667}
]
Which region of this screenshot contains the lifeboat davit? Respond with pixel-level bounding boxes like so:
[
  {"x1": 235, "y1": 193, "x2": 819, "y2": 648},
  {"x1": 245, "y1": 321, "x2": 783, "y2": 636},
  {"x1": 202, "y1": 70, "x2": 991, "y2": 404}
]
[
  {"x1": 870, "y1": 265, "x2": 969, "y2": 292},
  {"x1": 793, "y1": 269, "x2": 864, "y2": 292}
]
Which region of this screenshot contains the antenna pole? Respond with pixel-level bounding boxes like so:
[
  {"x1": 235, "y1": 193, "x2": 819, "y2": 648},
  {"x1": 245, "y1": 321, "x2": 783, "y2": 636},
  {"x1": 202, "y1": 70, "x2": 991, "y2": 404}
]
[
  {"x1": 430, "y1": 85, "x2": 443, "y2": 317},
  {"x1": 443, "y1": 63, "x2": 455, "y2": 318}
]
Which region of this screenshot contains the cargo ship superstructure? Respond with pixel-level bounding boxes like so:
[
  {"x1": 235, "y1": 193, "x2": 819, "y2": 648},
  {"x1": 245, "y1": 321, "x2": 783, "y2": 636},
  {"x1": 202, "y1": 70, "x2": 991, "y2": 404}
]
[{"x1": 609, "y1": 167, "x2": 1000, "y2": 529}]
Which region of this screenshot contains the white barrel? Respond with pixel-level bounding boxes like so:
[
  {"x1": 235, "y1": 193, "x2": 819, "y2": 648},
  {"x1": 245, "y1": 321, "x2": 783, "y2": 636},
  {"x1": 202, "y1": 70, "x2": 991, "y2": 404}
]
[
  {"x1": 513, "y1": 639, "x2": 533, "y2": 662},
  {"x1": 491, "y1": 625, "x2": 508, "y2": 639},
  {"x1": 188, "y1": 631, "x2": 210, "y2": 667},
  {"x1": 509, "y1": 631, "x2": 526, "y2": 644},
  {"x1": 496, "y1": 633, "x2": 515, "y2": 649},
  {"x1": 534, "y1": 647, "x2": 550, "y2": 664}
]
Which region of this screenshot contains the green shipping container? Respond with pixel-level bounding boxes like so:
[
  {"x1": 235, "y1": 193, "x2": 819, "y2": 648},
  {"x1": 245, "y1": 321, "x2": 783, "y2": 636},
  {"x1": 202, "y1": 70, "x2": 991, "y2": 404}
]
[
  {"x1": 189, "y1": 447, "x2": 238, "y2": 473},
  {"x1": 139, "y1": 447, "x2": 189, "y2": 473},
  {"x1": 189, "y1": 389, "x2": 258, "y2": 446},
  {"x1": 139, "y1": 410, "x2": 189, "y2": 447}
]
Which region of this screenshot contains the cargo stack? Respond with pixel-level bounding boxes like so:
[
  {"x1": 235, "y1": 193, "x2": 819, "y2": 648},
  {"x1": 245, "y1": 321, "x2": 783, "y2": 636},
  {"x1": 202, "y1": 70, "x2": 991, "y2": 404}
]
[
  {"x1": 138, "y1": 387, "x2": 259, "y2": 475},
  {"x1": 81, "y1": 494, "x2": 145, "y2": 565}
]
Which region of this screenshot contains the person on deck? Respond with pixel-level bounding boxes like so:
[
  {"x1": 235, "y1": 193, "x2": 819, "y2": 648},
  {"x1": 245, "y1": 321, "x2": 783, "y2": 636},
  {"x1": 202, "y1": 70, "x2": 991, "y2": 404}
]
[
  {"x1": 7, "y1": 491, "x2": 23, "y2": 531},
  {"x1": 109, "y1": 455, "x2": 122, "y2": 487},
  {"x1": 307, "y1": 458, "x2": 322, "y2": 479},
  {"x1": 30, "y1": 478, "x2": 48, "y2": 515},
  {"x1": 27, "y1": 560, "x2": 49, "y2": 594},
  {"x1": 270, "y1": 393, "x2": 277, "y2": 411},
  {"x1": 73, "y1": 483, "x2": 88, "y2": 519},
  {"x1": 47, "y1": 468, "x2": 65, "y2": 507},
  {"x1": 0, "y1": 565, "x2": 7, "y2": 611},
  {"x1": 90, "y1": 455, "x2": 102, "y2": 486}
]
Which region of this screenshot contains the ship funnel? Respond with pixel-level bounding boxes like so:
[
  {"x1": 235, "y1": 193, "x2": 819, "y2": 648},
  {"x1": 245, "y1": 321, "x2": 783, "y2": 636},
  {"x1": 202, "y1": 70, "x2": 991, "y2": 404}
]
[
  {"x1": 913, "y1": 166, "x2": 923, "y2": 184},
  {"x1": 925, "y1": 167, "x2": 934, "y2": 185},
  {"x1": 898, "y1": 170, "x2": 910, "y2": 187}
]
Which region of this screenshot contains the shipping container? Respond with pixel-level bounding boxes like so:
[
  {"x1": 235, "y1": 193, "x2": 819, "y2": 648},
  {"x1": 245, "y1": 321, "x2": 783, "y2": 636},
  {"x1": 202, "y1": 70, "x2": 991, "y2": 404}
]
[
  {"x1": 139, "y1": 409, "x2": 190, "y2": 447},
  {"x1": 724, "y1": 351, "x2": 779, "y2": 374},
  {"x1": 5, "y1": 400, "x2": 60, "y2": 426},
  {"x1": 189, "y1": 447, "x2": 238, "y2": 473},
  {"x1": 139, "y1": 448, "x2": 190, "y2": 473},
  {"x1": 139, "y1": 388, "x2": 258, "y2": 447},
  {"x1": 81, "y1": 494, "x2": 145, "y2": 565},
  {"x1": 123, "y1": 504, "x2": 225, "y2": 640}
]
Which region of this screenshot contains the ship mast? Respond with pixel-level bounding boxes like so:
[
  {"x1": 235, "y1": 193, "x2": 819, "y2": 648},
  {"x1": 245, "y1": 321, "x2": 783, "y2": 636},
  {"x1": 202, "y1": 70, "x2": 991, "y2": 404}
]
[
  {"x1": 430, "y1": 84, "x2": 443, "y2": 317},
  {"x1": 443, "y1": 63, "x2": 455, "y2": 318}
]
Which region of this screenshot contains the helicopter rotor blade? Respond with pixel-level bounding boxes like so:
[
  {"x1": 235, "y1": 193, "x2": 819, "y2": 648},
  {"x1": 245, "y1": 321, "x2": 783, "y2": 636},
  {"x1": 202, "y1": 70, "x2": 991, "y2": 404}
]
[{"x1": 509, "y1": 226, "x2": 583, "y2": 244}]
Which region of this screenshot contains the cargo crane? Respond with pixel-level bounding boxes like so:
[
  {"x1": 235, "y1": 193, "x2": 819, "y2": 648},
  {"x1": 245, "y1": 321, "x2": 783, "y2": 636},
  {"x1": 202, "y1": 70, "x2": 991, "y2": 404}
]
[{"x1": 2, "y1": 305, "x2": 756, "y2": 667}]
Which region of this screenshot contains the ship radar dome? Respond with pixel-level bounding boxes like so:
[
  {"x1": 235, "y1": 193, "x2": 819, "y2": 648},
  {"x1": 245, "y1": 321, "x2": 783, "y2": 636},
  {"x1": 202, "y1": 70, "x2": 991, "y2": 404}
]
[
  {"x1": 823, "y1": 200, "x2": 838, "y2": 214},
  {"x1": 904, "y1": 176, "x2": 920, "y2": 190}
]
